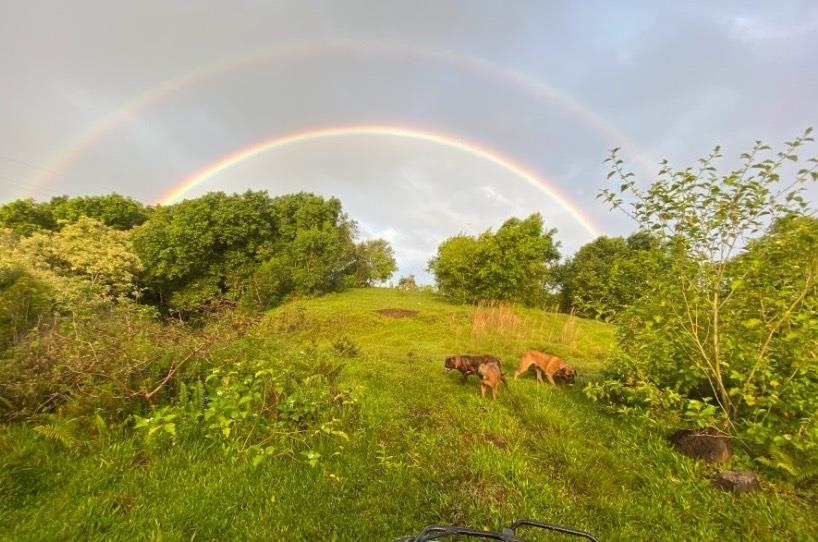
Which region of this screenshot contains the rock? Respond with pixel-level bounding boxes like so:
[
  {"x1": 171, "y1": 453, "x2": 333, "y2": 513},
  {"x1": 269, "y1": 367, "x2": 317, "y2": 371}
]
[
  {"x1": 713, "y1": 470, "x2": 761, "y2": 494},
  {"x1": 669, "y1": 428, "x2": 732, "y2": 464}
]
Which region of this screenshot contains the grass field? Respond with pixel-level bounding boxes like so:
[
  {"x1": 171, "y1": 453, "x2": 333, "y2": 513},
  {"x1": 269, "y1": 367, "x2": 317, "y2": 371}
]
[{"x1": 1, "y1": 288, "x2": 815, "y2": 541}]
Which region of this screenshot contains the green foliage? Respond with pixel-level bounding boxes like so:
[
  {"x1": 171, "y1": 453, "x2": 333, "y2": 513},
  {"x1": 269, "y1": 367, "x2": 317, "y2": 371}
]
[
  {"x1": 133, "y1": 352, "x2": 358, "y2": 466},
  {"x1": 559, "y1": 232, "x2": 665, "y2": 321},
  {"x1": 0, "y1": 302, "x2": 251, "y2": 422},
  {"x1": 0, "y1": 194, "x2": 148, "y2": 236},
  {"x1": 346, "y1": 238, "x2": 398, "y2": 287},
  {"x1": 49, "y1": 194, "x2": 150, "y2": 230},
  {"x1": 0, "y1": 263, "x2": 53, "y2": 353},
  {"x1": 132, "y1": 191, "x2": 359, "y2": 315},
  {"x1": 594, "y1": 129, "x2": 818, "y2": 483},
  {"x1": 32, "y1": 416, "x2": 81, "y2": 451},
  {"x1": 268, "y1": 192, "x2": 357, "y2": 296},
  {"x1": 0, "y1": 198, "x2": 55, "y2": 235},
  {"x1": 396, "y1": 274, "x2": 418, "y2": 291},
  {"x1": 428, "y1": 213, "x2": 561, "y2": 306},
  {"x1": 131, "y1": 191, "x2": 277, "y2": 312},
  {"x1": 26, "y1": 216, "x2": 144, "y2": 300},
  {"x1": 1, "y1": 216, "x2": 143, "y2": 323}
]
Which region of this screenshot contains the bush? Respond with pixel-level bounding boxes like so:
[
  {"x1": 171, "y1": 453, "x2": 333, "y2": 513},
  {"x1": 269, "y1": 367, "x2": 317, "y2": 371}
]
[
  {"x1": 134, "y1": 350, "x2": 358, "y2": 466},
  {"x1": 592, "y1": 130, "x2": 818, "y2": 484}
]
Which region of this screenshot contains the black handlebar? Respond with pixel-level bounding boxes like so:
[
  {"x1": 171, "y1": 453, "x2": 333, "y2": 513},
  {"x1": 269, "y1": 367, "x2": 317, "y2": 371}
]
[{"x1": 396, "y1": 518, "x2": 599, "y2": 542}]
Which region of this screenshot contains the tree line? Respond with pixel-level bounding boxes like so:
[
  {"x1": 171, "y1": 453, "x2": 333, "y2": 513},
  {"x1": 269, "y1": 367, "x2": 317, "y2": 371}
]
[{"x1": 0, "y1": 191, "x2": 396, "y2": 335}]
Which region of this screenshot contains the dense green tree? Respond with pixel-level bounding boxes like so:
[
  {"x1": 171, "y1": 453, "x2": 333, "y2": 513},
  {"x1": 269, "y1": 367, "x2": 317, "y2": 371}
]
[
  {"x1": 0, "y1": 194, "x2": 149, "y2": 237},
  {"x1": 347, "y1": 239, "x2": 398, "y2": 287},
  {"x1": 132, "y1": 191, "x2": 278, "y2": 312},
  {"x1": 428, "y1": 213, "x2": 560, "y2": 306},
  {"x1": 269, "y1": 192, "x2": 358, "y2": 296},
  {"x1": 0, "y1": 216, "x2": 144, "y2": 350},
  {"x1": 49, "y1": 194, "x2": 150, "y2": 230},
  {"x1": 133, "y1": 191, "x2": 359, "y2": 314},
  {"x1": 0, "y1": 198, "x2": 55, "y2": 235},
  {"x1": 560, "y1": 232, "x2": 664, "y2": 321}
]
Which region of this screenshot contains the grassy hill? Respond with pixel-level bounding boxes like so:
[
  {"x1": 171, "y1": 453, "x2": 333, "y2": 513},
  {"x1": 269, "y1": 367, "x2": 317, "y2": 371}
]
[{"x1": 1, "y1": 288, "x2": 815, "y2": 540}]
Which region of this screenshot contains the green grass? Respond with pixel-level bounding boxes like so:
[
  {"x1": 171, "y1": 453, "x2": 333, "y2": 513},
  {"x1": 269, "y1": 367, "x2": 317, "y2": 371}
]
[{"x1": 1, "y1": 288, "x2": 815, "y2": 541}]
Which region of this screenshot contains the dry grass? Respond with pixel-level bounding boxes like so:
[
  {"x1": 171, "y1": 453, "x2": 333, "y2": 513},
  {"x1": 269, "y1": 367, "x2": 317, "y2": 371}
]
[
  {"x1": 560, "y1": 307, "x2": 579, "y2": 356},
  {"x1": 469, "y1": 301, "x2": 528, "y2": 353}
]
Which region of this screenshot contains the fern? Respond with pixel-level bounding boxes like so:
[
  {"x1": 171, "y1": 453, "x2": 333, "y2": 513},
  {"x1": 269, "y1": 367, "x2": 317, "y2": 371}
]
[
  {"x1": 758, "y1": 445, "x2": 818, "y2": 484},
  {"x1": 33, "y1": 420, "x2": 78, "y2": 451}
]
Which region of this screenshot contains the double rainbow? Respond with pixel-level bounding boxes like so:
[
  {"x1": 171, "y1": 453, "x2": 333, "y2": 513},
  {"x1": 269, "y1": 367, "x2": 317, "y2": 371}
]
[{"x1": 12, "y1": 40, "x2": 644, "y2": 238}]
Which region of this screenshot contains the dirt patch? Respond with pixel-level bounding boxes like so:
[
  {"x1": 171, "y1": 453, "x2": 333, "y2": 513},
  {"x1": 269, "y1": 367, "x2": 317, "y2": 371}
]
[{"x1": 375, "y1": 308, "x2": 419, "y2": 318}]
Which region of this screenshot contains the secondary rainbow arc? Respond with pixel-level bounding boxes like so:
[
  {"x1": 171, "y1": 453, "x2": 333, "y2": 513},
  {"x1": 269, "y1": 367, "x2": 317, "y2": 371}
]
[{"x1": 18, "y1": 39, "x2": 652, "y2": 200}]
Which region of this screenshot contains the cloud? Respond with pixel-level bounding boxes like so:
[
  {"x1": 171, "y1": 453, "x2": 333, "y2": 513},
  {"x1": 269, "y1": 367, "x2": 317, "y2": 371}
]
[
  {"x1": 1, "y1": 1, "x2": 816, "y2": 283},
  {"x1": 731, "y1": 15, "x2": 818, "y2": 42}
]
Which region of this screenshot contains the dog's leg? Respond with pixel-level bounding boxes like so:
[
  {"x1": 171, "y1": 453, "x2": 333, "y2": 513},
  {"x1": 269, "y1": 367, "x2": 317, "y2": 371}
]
[
  {"x1": 480, "y1": 384, "x2": 486, "y2": 398},
  {"x1": 535, "y1": 367, "x2": 544, "y2": 384},
  {"x1": 546, "y1": 372, "x2": 557, "y2": 386},
  {"x1": 514, "y1": 362, "x2": 529, "y2": 380}
]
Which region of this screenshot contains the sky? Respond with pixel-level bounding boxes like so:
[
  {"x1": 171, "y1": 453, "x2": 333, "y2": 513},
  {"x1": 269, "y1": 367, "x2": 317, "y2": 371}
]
[{"x1": 1, "y1": 1, "x2": 816, "y2": 283}]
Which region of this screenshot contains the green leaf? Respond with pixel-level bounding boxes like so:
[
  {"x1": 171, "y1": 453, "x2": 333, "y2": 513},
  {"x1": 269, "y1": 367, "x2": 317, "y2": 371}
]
[
  {"x1": 730, "y1": 278, "x2": 745, "y2": 291},
  {"x1": 252, "y1": 454, "x2": 266, "y2": 467},
  {"x1": 743, "y1": 318, "x2": 763, "y2": 329}
]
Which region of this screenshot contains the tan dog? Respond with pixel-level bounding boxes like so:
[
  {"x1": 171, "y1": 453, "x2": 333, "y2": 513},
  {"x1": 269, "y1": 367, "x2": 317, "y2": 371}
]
[
  {"x1": 477, "y1": 360, "x2": 505, "y2": 400},
  {"x1": 513, "y1": 350, "x2": 576, "y2": 386},
  {"x1": 444, "y1": 354, "x2": 501, "y2": 384}
]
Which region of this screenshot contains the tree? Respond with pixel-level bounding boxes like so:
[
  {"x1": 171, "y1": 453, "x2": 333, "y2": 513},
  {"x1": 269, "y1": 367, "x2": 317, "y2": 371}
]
[
  {"x1": 428, "y1": 214, "x2": 560, "y2": 306},
  {"x1": 267, "y1": 192, "x2": 358, "y2": 296},
  {"x1": 560, "y1": 232, "x2": 664, "y2": 321},
  {"x1": 0, "y1": 198, "x2": 55, "y2": 235},
  {"x1": 347, "y1": 239, "x2": 397, "y2": 287},
  {"x1": 592, "y1": 129, "x2": 818, "y2": 479},
  {"x1": 13, "y1": 217, "x2": 143, "y2": 305},
  {"x1": 132, "y1": 191, "x2": 360, "y2": 314},
  {"x1": 49, "y1": 194, "x2": 150, "y2": 230}
]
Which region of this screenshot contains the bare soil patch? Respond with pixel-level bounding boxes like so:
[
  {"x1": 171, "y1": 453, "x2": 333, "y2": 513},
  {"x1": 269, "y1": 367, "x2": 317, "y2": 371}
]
[{"x1": 375, "y1": 308, "x2": 419, "y2": 318}]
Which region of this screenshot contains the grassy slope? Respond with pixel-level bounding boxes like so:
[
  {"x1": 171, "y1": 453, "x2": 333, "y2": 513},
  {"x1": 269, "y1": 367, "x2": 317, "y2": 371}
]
[{"x1": 1, "y1": 288, "x2": 815, "y2": 541}]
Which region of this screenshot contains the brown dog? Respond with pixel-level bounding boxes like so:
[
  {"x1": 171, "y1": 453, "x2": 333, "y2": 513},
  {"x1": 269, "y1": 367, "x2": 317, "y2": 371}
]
[
  {"x1": 513, "y1": 350, "x2": 576, "y2": 386},
  {"x1": 477, "y1": 360, "x2": 505, "y2": 400},
  {"x1": 444, "y1": 354, "x2": 502, "y2": 384}
]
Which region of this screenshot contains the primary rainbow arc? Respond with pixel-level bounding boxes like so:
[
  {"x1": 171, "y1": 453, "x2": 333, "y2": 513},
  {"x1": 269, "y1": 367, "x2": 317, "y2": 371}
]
[
  {"x1": 18, "y1": 40, "x2": 652, "y2": 202},
  {"x1": 159, "y1": 125, "x2": 604, "y2": 238}
]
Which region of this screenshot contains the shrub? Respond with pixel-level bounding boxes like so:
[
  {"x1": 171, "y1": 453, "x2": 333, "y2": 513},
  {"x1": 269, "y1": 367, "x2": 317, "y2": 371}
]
[{"x1": 591, "y1": 129, "x2": 818, "y2": 483}]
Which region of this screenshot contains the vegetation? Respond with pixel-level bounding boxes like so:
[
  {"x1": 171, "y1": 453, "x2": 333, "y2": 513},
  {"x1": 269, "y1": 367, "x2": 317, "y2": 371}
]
[
  {"x1": 558, "y1": 231, "x2": 664, "y2": 321},
  {"x1": 1, "y1": 288, "x2": 815, "y2": 541},
  {"x1": 0, "y1": 190, "x2": 396, "y2": 322},
  {"x1": 590, "y1": 129, "x2": 818, "y2": 484},
  {"x1": 427, "y1": 213, "x2": 561, "y2": 307},
  {"x1": 0, "y1": 194, "x2": 149, "y2": 235},
  {"x1": 131, "y1": 191, "x2": 364, "y2": 315}
]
